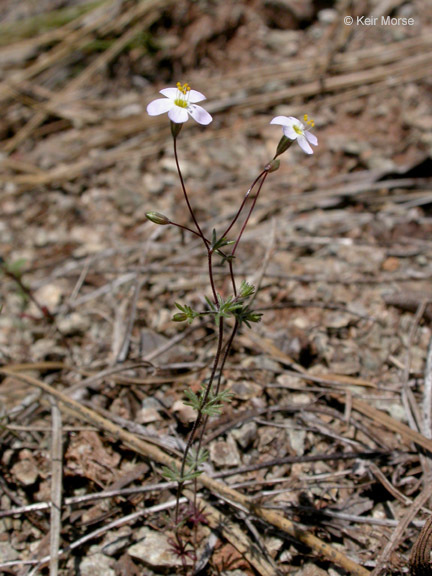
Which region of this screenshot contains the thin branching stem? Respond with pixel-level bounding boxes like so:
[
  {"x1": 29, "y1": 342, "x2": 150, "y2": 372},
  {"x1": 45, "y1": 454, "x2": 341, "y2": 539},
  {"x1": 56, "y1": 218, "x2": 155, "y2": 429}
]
[
  {"x1": 171, "y1": 131, "x2": 274, "y2": 539},
  {"x1": 175, "y1": 318, "x2": 225, "y2": 525},
  {"x1": 221, "y1": 169, "x2": 267, "y2": 240},
  {"x1": 192, "y1": 319, "x2": 239, "y2": 512},
  {"x1": 173, "y1": 136, "x2": 209, "y2": 249},
  {"x1": 207, "y1": 251, "x2": 218, "y2": 305},
  {"x1": 169, "y1": 221, "x2": 203, "y2": 239},
  {"x1": 215, "y1": 319, "x2": 238, "y2": 396},
  {"x1": 231, "y1": 171, "x2": 269, "y2": 258},
  {"x1": 228, "y1": 259, "x2": 237, "y2": 296}
]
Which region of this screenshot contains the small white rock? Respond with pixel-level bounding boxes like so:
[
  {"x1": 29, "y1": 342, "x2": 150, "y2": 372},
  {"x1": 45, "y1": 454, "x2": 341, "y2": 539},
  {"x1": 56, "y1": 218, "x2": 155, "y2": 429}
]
[
  {"x1": 209, "y1": 436, "x2": 241, "y2": 467},
  {"x1": 128, "y1": 526, "x2": 193, "y2": 570},
  {"x1": 80, "y1": 550, "x2": 116, "y2": 576}
]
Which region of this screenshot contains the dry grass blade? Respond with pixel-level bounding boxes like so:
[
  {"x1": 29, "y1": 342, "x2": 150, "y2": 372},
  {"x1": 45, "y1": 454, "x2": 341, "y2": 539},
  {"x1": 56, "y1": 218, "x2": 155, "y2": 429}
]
[
  {"x1": 402, "y1": 302, "x2": 428, "y2": 434},
  {"x1": 4, "y1": 361, "x2": 67, "y2": 372},
  {"x1": 338, "y1": 395, "x2": 432, "y2": 454},
  {"x1": 48, "y1": 397, "x2": 63, "y2": 576},
  {"x1": 115, "y1": 276, "x2": 146, "y2": 363},
  {"x1": 1, "y1": 33, "x2": 430, "y2": 179},
  {"x1": 2, "y1": 0, "x2": 177, "y2": 153},
  {"x1": 370, "y1": 0, "x2": 407, "y2": 18},
  {"x1": 0, "y1": 368, "x2": 370, "y2": 576},
  {"x1": 0, "y1": 0, "x2": 118, "y2": 103},
  {"x1": 225, "y1": 52, "x2": 432, "y2": 113},
  {"x1": 423, "y1": 336, "x2": 432, "y2": 440},
  {"x1": 222, "y1": 33, "x2": 432, "y2": 88},
  {"x1": 241, "y1": 331, "x2": 432, "y2": 452},
  {"x1": 0, "y1": 1, "x2": 104, "y2": 45},
  {"x1": 0, "y1": 479, "x2": 179, "y2": 519}
]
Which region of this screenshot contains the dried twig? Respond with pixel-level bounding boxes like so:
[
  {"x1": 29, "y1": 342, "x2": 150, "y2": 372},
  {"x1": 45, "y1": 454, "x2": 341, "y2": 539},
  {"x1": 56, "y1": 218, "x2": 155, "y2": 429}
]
[
  {"x1": 0, "y1": 480, "x2": 180, "y2": 519},
  {"x1": 422, "y1": 335, "x2": 432, "y2": 493},
  {"x1": 48, "y1": 397, "x2": 62, "y2": 576},
  {"x1": 401, "y1": 301, "x2": 428, "y2": 434},
  {"x1": 332, "y1": 395, "x2": 432, "y2": 454},
  {"x1": 423, "y1": 336, "x2": 432, "y2": 440},
  {"x1": 2, "y1": 1, "x2": 177, "y2": 153},
  {"x1": 242, "y1": 331, "x2": 432, "y2": 453}
]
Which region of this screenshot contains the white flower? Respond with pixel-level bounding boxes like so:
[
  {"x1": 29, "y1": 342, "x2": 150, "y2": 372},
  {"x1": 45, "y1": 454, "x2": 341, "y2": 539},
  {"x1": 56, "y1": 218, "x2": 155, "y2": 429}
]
[
  {"x1": 147, "y1": 82, "x2": 213, "y2": 125},
  {"x1": 270, "y1": 114, "x2": 318, "y2": 155}
]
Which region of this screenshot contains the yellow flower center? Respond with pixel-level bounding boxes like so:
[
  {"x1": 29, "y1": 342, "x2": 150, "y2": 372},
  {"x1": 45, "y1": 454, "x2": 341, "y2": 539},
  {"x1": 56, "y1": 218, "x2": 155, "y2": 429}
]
[
  {"x1": 303, "y1": 114, "x2": 315, "y2": 128},
  {"x1": 294, "y1": 124, "x2": 304, "y2": 136},
  {"x1": 174, "y1": 82, "x2": 191, "y2": 108}
]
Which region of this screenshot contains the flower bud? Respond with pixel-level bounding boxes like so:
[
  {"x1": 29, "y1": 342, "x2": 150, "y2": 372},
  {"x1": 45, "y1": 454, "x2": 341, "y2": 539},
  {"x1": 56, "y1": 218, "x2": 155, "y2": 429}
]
[
  {"x1": 145, "y1": 211, "x2": 171, "y2": 225},
  {"x1": 172, "y1": 312, "x2": 188, "y2": 322},
  {"x1": 275, "y1": 135, "x2": 294, "y2": 158},
  {"x1": 265, "y1": 159, "x2": 280, "y2": 173}
]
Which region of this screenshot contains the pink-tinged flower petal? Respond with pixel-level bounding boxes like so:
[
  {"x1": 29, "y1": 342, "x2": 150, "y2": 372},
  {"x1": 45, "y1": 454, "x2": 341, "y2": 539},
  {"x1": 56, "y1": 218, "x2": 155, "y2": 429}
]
[
  {"x1": 297, "y1": 135, "x2": 313, "y2": 154},
  {"x1": 147, "y1": 98, "x2": 174, "y2": 116},
  {"x1": 188, "y1": 90, "x2": 206, "y2": 103},
  {"x1": 168, "y1": 105, "x2": 189, "y2": 123},
  {"x1": 159, "y1": 87, "x2": 178, "y2": 99},
  {"x1": 270, "y1": 116, "x2": 290, "y2": 126},
  {"x1": 187, "y1": 104, "x2": 213, "y2": 125},
  {"x1": 305, "y1": 130, "x2": 318, "y2": 146},
  {"x1": 282, "y1": 124, "x2": 298, "y2": 140}
]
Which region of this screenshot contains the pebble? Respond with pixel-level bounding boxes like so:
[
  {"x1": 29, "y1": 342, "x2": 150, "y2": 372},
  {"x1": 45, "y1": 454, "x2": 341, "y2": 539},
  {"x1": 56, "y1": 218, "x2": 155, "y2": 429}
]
[
  {"x1": 381, "y1": 256, "x2": 400, "y2": 272},
  {"x1": 128, "y1": 526, "x2": 193, "y2": 571},
  {"x1": 228, "y1": 379, "x2": 262, "y2": 400},
  {"x1": 11, "y1": 455, "x2": 39, "y2": 486},
  {"x1": 231, "y1": 421, "x2": 257, "y2": 449},
  {"x1": 258, "y1": 426, "x2": 284, "y2": 452},
  {"x1": 32, "y1": 283, "x2": 63, "y2": 310},
  {"x1": 101, "y1": 527, "x2": 132, "y2": 556},
  {"x1": 142, "y1": 172, "x2": 165, "y2": 195},
  {"x1": 295, "y1": 563, "x2": 331, "y2": 576},
  {"x1": 79, "y1": 549, "x2": 116, "y2": 576},
  {"x1": 264, "y1": 534, "x2": 284, "y2": 557},
  {"x1": 57, "y1": 312, "x2": 90, "y2": 335},
  {"x1": 265, "y1": 30, "x2": 298, "y2": 56},
  {"x1": 318, "y1": 8, "x2": 337, "y2": 23},
  {"x1": 137, "y1": 397, "x2": 162, "y2": 424},
  {"x1": 171, "y1": 399, "x2": 196, "y2": 423},
  {"x1": 209, "y1": 436, "x2": 241, "y2": 467},
  {"x1": 0, "y1": 541, "x2": 18, "y2": 562},
  {"x1": 288, "y1": 426, "x2": 306, "y2": 456}
]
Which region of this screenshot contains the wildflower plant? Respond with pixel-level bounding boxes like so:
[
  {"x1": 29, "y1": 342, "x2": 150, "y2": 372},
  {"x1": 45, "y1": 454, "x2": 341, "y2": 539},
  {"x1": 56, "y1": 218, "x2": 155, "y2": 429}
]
[{"x1": 146, "y1": 84, "x2": 317, "y2": 537}]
